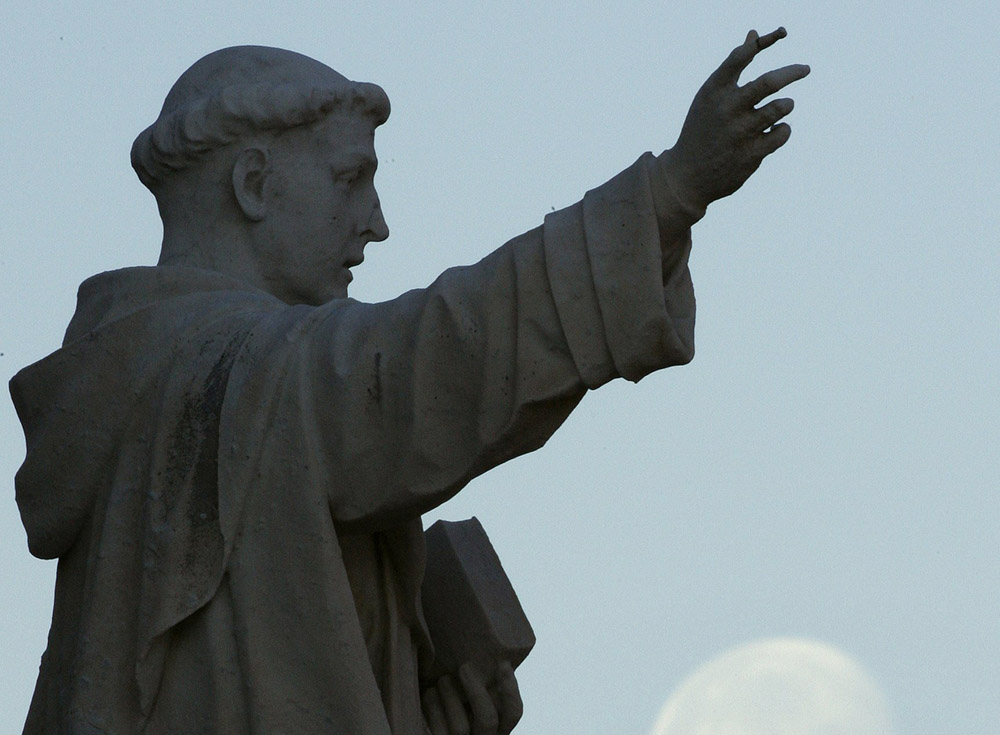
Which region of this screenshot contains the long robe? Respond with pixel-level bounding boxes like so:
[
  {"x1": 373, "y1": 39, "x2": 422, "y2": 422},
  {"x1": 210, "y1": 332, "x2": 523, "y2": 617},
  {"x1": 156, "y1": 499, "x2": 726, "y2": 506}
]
[{"x1": 11, "y1": 154, "x2": 699, "y2": 734}]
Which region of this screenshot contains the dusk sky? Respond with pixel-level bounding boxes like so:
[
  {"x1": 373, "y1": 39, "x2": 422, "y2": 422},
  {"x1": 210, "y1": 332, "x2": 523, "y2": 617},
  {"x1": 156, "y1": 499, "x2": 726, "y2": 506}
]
[{"x1": 2, "y1": 2, "x2": 997, "y2": 733}]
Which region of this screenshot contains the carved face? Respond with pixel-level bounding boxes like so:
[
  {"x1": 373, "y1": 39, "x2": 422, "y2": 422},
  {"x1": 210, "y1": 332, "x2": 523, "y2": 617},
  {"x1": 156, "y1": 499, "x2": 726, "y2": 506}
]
[{"x1": 257, "y1": 111, "x2": 389, "y2": 305}]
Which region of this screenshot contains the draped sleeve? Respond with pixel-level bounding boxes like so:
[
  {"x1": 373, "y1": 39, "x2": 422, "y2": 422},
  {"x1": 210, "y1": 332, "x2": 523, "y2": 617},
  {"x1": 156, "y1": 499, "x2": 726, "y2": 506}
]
[{"x1": 219, "y1": 153, "x2": 697, "y2": 537}]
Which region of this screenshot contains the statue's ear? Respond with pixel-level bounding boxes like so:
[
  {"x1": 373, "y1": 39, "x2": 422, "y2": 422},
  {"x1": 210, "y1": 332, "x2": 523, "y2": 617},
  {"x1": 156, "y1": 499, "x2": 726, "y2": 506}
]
[{"x1": 232, "y1": 147, "x2": 269, "y2": 222}]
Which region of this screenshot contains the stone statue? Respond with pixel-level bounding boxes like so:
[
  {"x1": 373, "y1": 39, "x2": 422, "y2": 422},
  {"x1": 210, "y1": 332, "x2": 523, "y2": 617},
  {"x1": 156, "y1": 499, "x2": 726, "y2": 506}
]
[{"x1": 10, "y1": 29, "x2": 808, "y2": 735}]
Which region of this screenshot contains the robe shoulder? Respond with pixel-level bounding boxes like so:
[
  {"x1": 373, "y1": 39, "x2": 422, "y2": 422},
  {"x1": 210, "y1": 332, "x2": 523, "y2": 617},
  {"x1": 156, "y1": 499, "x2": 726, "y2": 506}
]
[{"x1": 10, "y1": 266, "x2": 281, "y2": 558}]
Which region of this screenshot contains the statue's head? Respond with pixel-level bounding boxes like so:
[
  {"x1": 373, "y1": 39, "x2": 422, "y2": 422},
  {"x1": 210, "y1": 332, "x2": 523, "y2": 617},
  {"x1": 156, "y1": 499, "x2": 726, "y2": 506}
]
[{"x1": 132, "y1": 46, "x2": 391, "y2": 305}]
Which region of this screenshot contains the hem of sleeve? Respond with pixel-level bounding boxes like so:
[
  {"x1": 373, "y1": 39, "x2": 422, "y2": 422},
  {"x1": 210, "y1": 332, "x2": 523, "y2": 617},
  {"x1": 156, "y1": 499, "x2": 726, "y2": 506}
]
[
  {"x1": 583, "y1": 154, "x2": 696, "y2": 381},
  {"x1": 544, "y1": 154, "x2": 696, "y2": 386}
]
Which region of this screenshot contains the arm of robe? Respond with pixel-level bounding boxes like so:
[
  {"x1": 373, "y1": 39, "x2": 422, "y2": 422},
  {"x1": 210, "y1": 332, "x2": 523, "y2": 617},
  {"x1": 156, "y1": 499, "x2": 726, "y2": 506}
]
[{"x1": 222, "y1": 153, "x2": 700, "y2": 535}]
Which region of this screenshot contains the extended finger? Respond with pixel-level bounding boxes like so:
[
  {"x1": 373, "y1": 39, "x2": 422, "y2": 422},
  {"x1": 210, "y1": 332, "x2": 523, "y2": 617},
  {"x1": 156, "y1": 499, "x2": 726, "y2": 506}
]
[
  {"x1": 753, "y1": 122, "x2": 792, "y2": 158},
  {"x1": 751, "y1": 98, "x2": 795, "y2": 132},
  {"x1": 716, "y1": 27, "x2": 787, "y2": 80},
  {"x1": 459, "y1": 663, "x2": 499, "y2": 735},
  {"x1": 423, "y1": 688, "x2": 449, "y2": 735},
  {"x1": 495, "y1": 662, "x2": 524, "y2": 735},
  {"x1": 741, "y1": 64, "x2": 810, "y2": 104},
  {"x1": 439, "y1": 675, "x2": 471, "y2": 735},
  {"x1": 754, "y1": 27, "x2": 788, "y2": 53}
]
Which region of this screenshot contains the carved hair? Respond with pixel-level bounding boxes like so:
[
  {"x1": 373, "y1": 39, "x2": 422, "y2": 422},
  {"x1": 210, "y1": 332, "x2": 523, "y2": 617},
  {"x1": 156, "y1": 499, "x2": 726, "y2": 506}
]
[{"x1": 131, "y1": 46, "x2": 390, "y2": 192}]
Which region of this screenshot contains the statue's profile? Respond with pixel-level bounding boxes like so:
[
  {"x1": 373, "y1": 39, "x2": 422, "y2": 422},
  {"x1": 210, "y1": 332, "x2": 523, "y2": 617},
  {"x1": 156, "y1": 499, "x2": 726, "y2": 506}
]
[{"x1": 10, "y1": 29, "x2": 808, "y2": 734}]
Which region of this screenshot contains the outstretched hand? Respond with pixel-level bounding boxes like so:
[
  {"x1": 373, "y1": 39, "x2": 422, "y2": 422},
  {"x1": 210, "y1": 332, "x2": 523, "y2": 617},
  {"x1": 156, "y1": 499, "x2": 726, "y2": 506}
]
[
  {"x1": 666, "y1": 27, "x2": 810, "y2": 210},
  {"x1": 422, "y1": 661, "x2": 522, "y2": 735}
]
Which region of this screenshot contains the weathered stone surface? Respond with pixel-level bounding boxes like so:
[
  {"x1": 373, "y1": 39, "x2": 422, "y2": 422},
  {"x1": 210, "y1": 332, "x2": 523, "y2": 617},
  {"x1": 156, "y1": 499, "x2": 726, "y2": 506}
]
[{"x1": 11, "y1": 31, "x2": 807, "y2": 734}]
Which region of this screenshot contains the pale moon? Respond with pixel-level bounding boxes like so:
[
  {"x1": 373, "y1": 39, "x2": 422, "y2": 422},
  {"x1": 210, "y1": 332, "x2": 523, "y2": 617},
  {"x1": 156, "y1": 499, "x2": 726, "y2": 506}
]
[{"x1": 650, "y1": 638, "x2": 894, "y2": 735}]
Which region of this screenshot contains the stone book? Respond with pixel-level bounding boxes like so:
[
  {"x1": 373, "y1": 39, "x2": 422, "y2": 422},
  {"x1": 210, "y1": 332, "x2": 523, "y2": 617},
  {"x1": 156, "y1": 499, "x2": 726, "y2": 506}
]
[{"x1": 421, "y1": 518, "x2": 536, "y2": 683}]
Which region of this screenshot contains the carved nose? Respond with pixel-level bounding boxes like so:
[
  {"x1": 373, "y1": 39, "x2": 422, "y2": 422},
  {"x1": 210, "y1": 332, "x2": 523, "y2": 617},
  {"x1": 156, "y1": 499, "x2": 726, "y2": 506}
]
[{"x1": 365, "y1": 200, "x2": 389, "y2": 243}]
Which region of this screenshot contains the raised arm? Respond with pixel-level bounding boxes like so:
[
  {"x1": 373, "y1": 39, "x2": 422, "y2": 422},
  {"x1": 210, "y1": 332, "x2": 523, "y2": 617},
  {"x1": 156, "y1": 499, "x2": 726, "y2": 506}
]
[{"x1": 219, "y1": 31, "x2": 809, "y2": 536}]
